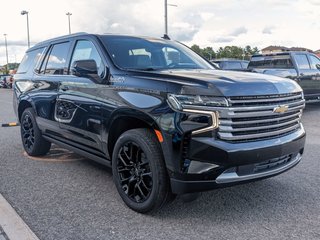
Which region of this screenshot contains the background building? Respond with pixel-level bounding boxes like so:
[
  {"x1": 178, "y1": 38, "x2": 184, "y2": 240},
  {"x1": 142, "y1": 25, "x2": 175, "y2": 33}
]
[{"x1": 261, "y1": 45, "x2": 314, "y2": 54}]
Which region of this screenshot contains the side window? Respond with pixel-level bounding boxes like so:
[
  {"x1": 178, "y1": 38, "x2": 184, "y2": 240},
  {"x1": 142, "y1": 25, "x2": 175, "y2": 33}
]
[
  {"x1": 309, "y1": 55, "x2": 320, "y2": 70},
  {"x1": 225, "y1": 62, "x2": 242, "y2": 69},
  {"x1": 70, "y1": 40, "x2": 105, "y2": 77},
  {"x1": 42, "y1": 42, "x2": 71, "y2": 75},
  {"x1": 294, "y1": 54, "x2": 310, "y2": 70},
  {"x1": 241, "y1": 62, "x2": 249, "y2": 69},
  {"x1": 17, "y1": 47, "x2": 45, "y2": 74}
]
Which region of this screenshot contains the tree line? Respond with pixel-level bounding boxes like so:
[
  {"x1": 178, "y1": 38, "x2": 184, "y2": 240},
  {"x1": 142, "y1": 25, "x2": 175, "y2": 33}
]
[{"x1": 190, "y1": 44, "x2": 259, "y2": 61}]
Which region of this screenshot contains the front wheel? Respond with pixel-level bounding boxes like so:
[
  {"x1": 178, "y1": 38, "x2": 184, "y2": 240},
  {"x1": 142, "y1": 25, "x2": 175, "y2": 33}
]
[
  {"x1": 112, "y1": 129, "x2": 171, "y2": 213},
  {"x1": 20, "y1": 108, "x2": 51, "y2": 156}
]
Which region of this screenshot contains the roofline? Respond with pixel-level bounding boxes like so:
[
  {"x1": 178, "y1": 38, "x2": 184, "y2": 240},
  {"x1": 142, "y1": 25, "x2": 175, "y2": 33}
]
[
  {"x1": 253, "y1": 51, "x2": 316, "y2": 57},
  {"x1": 212, "y1": 58, "x2": 249, "y2": 62},
  {"x1": 28, "y1": 32, "x2": 174, "y2": 51},
  {"x1": 28, "y1": 32, "x2": 88, "y2": 50}
]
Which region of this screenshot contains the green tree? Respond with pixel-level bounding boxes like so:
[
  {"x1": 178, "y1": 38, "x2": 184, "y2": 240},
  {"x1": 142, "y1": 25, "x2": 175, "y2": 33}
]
[
  {"x1": 190, "y1": 44, "x2": 259, "y2": 60},
  {"x1": 202, "y1": 47, "x2": 216, "y2": 60},
  {"x1": 191, "y1": 44, "x2": 202, "y2": 55}
]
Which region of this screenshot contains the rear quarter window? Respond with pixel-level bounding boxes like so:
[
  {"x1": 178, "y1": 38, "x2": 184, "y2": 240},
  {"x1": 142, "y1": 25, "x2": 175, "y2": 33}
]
[
  {"x1": 294, "y1": 54, "x2": 310, "y2": 70},
  {"x1": 41, "y1": 42, "x2": 71, "y2": 75},
  {"x1": 17, "y1": 47, "x2": 46, "y2": 74}
]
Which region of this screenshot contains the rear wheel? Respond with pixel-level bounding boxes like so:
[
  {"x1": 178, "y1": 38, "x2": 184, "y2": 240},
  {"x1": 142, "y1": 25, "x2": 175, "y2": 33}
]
[
  {"x1": 112, "y1": 128, "x2": 171, "y2": 213},
  {"x1": 20, "y1": 108, "x2": 51, "y2": 156}
]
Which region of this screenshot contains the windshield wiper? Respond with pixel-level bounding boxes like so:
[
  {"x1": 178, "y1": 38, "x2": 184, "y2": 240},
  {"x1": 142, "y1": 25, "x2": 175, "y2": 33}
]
[{"x1": 131, "y1": 67, "x2": 158, "y2": 71}]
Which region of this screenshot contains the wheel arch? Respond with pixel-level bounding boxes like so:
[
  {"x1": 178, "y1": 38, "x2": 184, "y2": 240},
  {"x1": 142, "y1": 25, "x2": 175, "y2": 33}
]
[
  {"x1": 18, "y1": 99, "x2": 35, "y2": 122},
  {"x1": 107, "y1": 108, "x2": 165, "y2": 163}
]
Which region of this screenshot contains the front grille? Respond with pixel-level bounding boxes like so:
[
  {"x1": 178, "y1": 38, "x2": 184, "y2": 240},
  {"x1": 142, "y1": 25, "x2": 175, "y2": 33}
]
[{"x1": 218, "y1": 92, "x2": 305, "y2": 142}]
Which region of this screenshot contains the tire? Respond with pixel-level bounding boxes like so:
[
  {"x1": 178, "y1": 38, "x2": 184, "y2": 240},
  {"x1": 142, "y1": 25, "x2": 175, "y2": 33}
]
[
  {"x1": 112, "y1": 128, "x2": 171, "y2": 213},
  {"x1": 20, "y1": 108, "x2": 51, "y2": 156}
]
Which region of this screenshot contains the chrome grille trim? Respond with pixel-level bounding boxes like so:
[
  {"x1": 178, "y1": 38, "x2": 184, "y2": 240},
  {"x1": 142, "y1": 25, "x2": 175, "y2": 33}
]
[
  {"x1": 218, "y1": 124, "x2": 300, "y2": 141},
  {"x1": 228, "y1": 93, "x2": 302, "y2": 104},
  {"x1": 220, "y1": 111, "x2": 301, "y2": 125},
  {"x1": 218, "y1": 93, "x2": 305, "y2": 142},
  {"x1": 219, "y1": 118, "x2": 300, "y2": 132}
]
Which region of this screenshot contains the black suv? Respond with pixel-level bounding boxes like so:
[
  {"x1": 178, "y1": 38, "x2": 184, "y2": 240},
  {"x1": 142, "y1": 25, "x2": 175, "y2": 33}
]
[{"x1": 13, "y1": 33, "x2": 306, "y2": 213}]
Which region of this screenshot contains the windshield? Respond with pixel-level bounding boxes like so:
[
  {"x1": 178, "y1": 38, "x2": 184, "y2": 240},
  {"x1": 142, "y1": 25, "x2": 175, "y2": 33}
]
[
  {"x1": 248, "y1": 55, "x2": 294, "y2": 69},
  {"x1": 100, "y1": 35, "x2": 214, "y2": 71}
]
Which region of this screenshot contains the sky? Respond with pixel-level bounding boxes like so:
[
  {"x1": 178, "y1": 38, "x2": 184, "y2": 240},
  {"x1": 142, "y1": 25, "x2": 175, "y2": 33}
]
[{"x1": 0, "y1": 0, "x2": 320, "y2": 65}]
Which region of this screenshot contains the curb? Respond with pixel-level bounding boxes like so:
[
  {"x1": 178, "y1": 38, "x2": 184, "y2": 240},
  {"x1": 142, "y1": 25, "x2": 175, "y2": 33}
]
[{"x1": 0, "y1": 194, "x2": 39, "y2": 240}]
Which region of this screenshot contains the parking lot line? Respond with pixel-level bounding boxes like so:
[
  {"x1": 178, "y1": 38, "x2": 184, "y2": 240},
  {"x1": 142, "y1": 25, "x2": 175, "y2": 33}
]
[{"x1": 0, "y1": 194, "x2": 39, "y2": 240}]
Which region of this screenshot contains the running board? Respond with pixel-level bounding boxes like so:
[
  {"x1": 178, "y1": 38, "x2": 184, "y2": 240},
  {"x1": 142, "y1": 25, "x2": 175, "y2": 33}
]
[{"x1": 43, "y1": 135, "x2": 111, "y2": 167}]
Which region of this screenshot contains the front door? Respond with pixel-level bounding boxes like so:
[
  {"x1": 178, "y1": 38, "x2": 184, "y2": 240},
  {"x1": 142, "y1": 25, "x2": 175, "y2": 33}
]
[
  {"x1": 293, "y1": 53, "x2": 320, "y2": 97},
  {"x1": 55, "y1": 39, "x2": 107, "y2": 157}
]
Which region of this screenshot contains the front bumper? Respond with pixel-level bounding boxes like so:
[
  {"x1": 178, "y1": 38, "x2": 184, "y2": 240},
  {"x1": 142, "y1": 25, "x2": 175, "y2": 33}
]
[{"x1": 170, "y1": 125, "x2": 306, "y2": 194}]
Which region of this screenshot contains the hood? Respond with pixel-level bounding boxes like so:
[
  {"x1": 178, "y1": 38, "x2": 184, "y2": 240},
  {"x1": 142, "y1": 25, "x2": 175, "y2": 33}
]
[{"x1": 131, "y1": 69, "x2": 302, "y2": 97}]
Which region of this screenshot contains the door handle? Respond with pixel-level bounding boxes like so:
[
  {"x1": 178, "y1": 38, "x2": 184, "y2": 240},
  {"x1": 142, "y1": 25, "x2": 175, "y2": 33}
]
[{"x1": 60, "y1": 85, "x2": 69, "y2": 91}]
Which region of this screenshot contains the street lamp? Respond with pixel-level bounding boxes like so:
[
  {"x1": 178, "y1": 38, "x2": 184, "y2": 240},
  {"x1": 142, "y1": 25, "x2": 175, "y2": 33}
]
[
  {"x1": 164, "y1": 0, "x2": 177, "y2": 37},
  {"x1": 3, "y1": 34, "x2": 9, "y2": 74},
  {"x1": 66, "y1": 12, "x2": 72, "y2": 34},
  {"x1": 21, "y1": 10, "x2": 30, "y2": 48}
]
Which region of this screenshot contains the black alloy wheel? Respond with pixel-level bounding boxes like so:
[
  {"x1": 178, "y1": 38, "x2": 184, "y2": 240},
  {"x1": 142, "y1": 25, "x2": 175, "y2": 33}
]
[
  {"x1": 117, "y1": 141, "x2": 152, "y2": 203},
  {"x1": 112, "y1": 129, "x2": 171, "y2": 213},
  {"x1": 20, "y1": 108, "x2": 51, "y2": 156},
  {"x1": 21, "y1": 112, "x2": 35, "y2": 152}
]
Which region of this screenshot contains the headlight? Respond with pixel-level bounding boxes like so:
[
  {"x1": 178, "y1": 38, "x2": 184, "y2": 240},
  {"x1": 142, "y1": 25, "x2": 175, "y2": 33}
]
[{"x1": 167, "y1": 94, "x2": 228, "y2": 110}]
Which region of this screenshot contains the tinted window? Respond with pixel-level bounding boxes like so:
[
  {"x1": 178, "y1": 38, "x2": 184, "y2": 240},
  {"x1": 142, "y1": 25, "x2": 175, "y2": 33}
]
[
  {"x1": 17, "y1": 47, "x2": 45, "y2": 74},
  {"x1": 241, "y1": 61, "x2": 249, "y2": 68},
  {"x1": 248, "y1": 56, "x2": 294, "y2": 69},
  {"x1": 294, "y1": 54, "x2": 310, "y2": 70},
  {"x1": 309, "y1": 55, "x2": 320, "y2": 70},
  {"x1": 70, "y1": 40, "x2": 104, "y2": 77},
  {"x1": 42, "y1": 42, "x2": 70, "y2": 75},
  {"x1": 101, "y1": 36, "x2": 213, "y2": 70},
  {"x1": 222, "y1": 61, "x2": 242, "y2": 70}
]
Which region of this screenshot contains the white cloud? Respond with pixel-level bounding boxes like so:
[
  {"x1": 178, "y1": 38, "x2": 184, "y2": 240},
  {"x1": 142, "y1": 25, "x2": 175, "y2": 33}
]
[
  {"x1": 229, "y1": 27, "x2": 248, "y2": 37},
  {"x1": 214, "y1": 37, "x2": 235, "y2": 43},
  {"x1": 262, "y1": 26, "x2": 275, "y2": 34},
  {"x1": 0, "y1": 0, "x2": 319, "y2": 65}
]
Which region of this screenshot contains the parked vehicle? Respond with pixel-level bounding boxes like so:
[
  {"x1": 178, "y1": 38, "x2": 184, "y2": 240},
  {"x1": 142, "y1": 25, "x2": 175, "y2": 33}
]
[
  {"x1": 13, "y1": 33, "x2": 306, "y2": 213},
  {"x1": 248, "y1": 51, "x2": 320, "y2": 100},
  {"x1": 211, "y1": 59, "x2": 249, "y2": 70},
  {"x1": 0, "y1": 74, "x2": 13, "y2": 88}
]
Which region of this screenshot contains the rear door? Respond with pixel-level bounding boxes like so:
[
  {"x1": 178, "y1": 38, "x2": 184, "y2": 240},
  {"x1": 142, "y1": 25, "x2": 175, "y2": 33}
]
[{"x1": 56, "y1": 37, "x2": 107, "y2": 158}]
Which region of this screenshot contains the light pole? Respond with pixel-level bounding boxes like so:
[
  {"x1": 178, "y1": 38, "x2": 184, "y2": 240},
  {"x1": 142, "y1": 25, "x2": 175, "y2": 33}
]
[
  {"x1": 66, "y1": 12, "x2": 72, "y2": 34},
  {"x1": 4, "y1": 34, "x2": 9, "y2": 74},
  {"x1": 164, "y1": 0, "x2": 177, "y2": 37},
  {"x1": 21, "y1": 10, "x2": 30, "y2": 48}
]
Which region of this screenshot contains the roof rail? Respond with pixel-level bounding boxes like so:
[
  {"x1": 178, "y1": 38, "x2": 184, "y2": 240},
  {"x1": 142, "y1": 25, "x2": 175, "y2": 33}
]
[{"x1": 31, "y1": 32, "x2": 88, "y2": 48}]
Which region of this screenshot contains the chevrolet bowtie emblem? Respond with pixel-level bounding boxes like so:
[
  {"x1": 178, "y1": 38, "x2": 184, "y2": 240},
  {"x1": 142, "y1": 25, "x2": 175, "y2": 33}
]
[{"x1": 273, "y1": 105, "x2": 289, "y2": 114}]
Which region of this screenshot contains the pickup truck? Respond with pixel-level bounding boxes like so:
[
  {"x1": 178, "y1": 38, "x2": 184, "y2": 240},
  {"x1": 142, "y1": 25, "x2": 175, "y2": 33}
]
[{"x1": 248, "y1": 51, "x2": 320, "y2": 100}]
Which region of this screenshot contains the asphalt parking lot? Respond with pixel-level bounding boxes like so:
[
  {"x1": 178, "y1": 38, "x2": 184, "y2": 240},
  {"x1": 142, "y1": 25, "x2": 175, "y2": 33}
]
[{"x1": 0, "y1": 88, "x2": 319, "y2": 240}]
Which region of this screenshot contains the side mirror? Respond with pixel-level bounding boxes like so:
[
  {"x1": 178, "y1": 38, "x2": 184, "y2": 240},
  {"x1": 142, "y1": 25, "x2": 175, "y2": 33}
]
[
  {"x1": 316, "y1": 64, "x2": 320, "y2": 70},
  {"x1": 71, "y1": 59, "x2": 98, "y2": 77}
]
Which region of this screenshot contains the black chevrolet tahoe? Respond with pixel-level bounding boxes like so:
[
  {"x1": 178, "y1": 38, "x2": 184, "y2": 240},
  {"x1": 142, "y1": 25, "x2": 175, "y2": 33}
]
[{"x1": 13, "y1": 33, "x2": 306, "y2": 213}]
